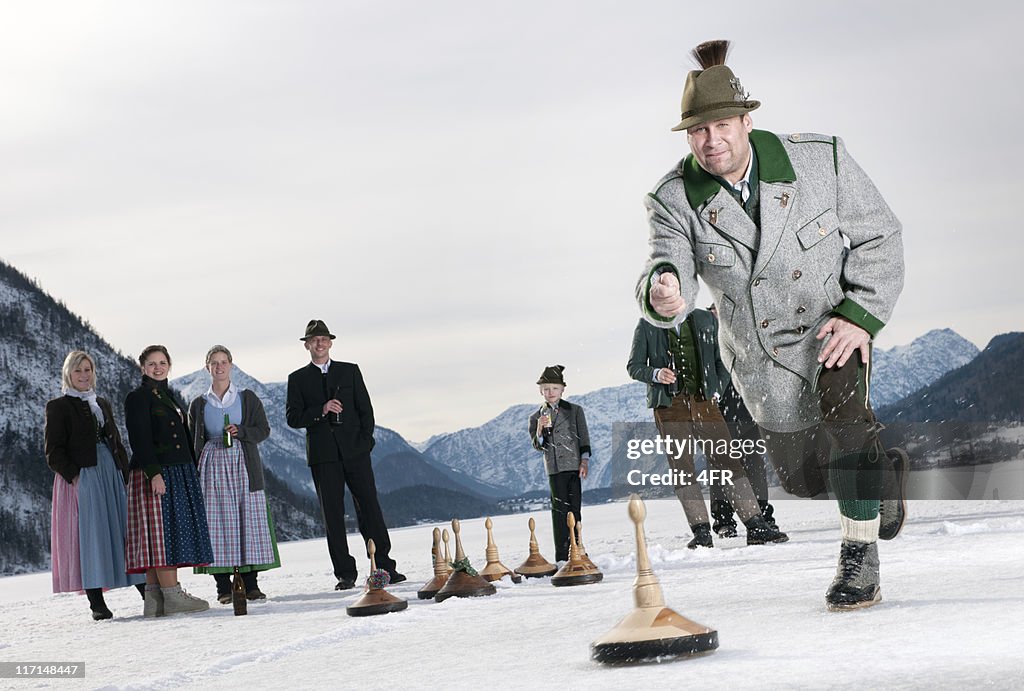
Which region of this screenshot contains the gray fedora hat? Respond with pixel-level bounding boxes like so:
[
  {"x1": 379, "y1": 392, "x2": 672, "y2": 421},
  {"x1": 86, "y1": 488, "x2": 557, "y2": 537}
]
[{"x1": 300, "y1": 319, "x2": 336, "y2": 341}]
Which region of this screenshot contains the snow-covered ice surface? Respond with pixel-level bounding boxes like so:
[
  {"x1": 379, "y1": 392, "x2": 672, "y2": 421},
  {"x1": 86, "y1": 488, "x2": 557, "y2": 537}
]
[{"x1": 1, "y1": 498, "x2": 1022, "y2": 690}]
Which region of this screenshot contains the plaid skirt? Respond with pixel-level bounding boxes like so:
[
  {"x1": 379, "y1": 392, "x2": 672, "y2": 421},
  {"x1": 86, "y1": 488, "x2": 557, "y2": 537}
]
[
  {"x1": 194, "y1": 440, "x2": 277, "y2": 570},
  {"x1": 126, "y1": 464, "x2": 214, "y2": 573}
]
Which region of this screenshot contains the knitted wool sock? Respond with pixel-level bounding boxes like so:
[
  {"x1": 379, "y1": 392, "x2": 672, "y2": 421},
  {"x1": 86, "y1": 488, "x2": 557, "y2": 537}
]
[
  {"x1": 840, "y1": 514, "x2": 880, "y2": 543},
  {"x1": 829, "y1": 448, "x2": 882, "y2": 522}
]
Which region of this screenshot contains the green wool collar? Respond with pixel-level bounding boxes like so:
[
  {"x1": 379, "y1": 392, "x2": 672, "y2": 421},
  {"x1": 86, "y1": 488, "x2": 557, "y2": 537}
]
[{"x1": 682, "y1": 129, "x2": 796, "y2": 210}]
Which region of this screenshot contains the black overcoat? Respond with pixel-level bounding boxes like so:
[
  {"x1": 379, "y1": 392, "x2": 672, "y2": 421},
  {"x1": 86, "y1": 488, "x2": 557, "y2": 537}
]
[
  {"x1": 285, "y1": 361, "x2": 375, "y2": 465},
  {"x1": 124, "y1": 376, "x2": 196, "y2": 478}
]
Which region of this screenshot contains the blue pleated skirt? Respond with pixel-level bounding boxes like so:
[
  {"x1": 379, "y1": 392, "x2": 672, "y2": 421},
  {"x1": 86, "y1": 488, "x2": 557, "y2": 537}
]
[
  {"x1": 126, "y1": 462, "x2": 214, "y2": 572},
  {"x1": 76, "y1": 443, "x2": 145, "y2": 590}
]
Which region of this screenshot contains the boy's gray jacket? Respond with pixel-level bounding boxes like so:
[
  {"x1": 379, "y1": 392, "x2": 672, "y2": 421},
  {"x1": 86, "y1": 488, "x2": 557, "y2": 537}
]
[
  {"x1": 636, "y1": 130, "x2": 903, "y2": 431},
  {"x1": 528, "y1": 399, "x2": 591, "y2": 475}
]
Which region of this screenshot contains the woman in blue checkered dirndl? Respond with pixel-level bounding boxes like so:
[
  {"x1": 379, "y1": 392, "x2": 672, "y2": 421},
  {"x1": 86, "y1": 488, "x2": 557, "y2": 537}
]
[{"x1": 187, "y1": 345, "x2": 280, "y2": 604}]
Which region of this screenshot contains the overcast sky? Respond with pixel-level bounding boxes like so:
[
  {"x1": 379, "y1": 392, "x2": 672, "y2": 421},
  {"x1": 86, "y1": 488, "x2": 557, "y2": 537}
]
[{"x1": 3, "y1": 1, "x2": 1021, "y2": 441}]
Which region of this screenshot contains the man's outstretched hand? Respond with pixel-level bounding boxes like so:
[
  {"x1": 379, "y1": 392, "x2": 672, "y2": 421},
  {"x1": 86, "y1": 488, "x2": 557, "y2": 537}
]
[{"x1": 650, "y1": 273, "x2": 687, "y2": 317}]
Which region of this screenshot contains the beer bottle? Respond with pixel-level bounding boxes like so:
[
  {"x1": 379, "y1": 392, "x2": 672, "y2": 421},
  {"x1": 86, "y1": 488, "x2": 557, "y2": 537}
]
[
  {"x1": 328, "y1": 385, "x2": 343, "y2": 426},
  {"x1": 541, "y1": 403, "x2": 553, "y2": 446},
  {"x1": 223, "y1": 413, "x2": 233, "y2": 447},
  {"x1": 232, "y1": 566, "x2": 247, "y2": 616},
  {"x1": 667, "y1": 349, "x2": 680, "y2": 398}
]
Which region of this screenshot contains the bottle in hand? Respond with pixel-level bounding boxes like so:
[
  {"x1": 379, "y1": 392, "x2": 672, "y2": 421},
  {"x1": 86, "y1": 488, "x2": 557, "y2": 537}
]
[
  {"x1": 232, "y1": 566, "x2": 247, "y2": 616},
  {"x1": 541, "y1": 404, "x2": 553, "y2": 445},
  {"x1": 328, "y1": 385, "x2": 343, "y2": 426},
  {"x1": 223, "y1": 413, "x2": 233, "y2": 447},
  {"x1": 666, "y1": 349, "x2": 680, "y2": 398}
]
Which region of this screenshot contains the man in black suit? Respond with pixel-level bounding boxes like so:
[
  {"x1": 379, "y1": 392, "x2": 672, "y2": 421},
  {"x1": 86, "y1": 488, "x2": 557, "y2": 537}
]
[{"x1": 286, "y1": 319, "x2": 404, "y2": 590}]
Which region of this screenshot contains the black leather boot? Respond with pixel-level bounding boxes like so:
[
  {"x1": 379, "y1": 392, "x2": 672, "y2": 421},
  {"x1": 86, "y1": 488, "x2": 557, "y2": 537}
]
[
  {"x1": 85, "y1": 588, "x2": 113, "y2": 621},
  {"x1": 826, "y1": 540, "x2": 881, "y2": 611},
  {"x1": 878, "y1": 448, "x2": 908, "y2": 540},
  {"x1": 745, "y1": 515, "x2": 789, "y2": 545},
  {"x1": 687, "y1": 523, "x2": 714, "y2": 549}
]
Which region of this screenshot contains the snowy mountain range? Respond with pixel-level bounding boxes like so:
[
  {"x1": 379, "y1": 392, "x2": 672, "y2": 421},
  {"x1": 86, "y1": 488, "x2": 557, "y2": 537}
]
[
  {"x1": 0, "y1": 253, "x2": 1007, "y2": 575},
  {"x1": 421, "y1": 329, "x2": 986, "y2": 497},
  {"x1": 421, "y1": 384, "x2": 650, "y2": 498},
  {"x1": 172, "y1": 368, "x2": 508, "y2": 503},
  {"x1": 878, "y1": 332, "x2": 1024, "y2": 425},
  {"x1": 870, "y1": 328, "x2": 979, "y2": 408}
]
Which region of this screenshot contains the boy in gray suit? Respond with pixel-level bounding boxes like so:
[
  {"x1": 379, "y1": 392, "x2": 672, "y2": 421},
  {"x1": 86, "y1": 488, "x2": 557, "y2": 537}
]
[{"x1": 528, "y1": 365, "x2": 590, "y2": 562}]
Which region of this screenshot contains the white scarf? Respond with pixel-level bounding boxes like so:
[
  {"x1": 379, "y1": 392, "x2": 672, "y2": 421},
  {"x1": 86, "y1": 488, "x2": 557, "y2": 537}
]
[
  {"x1": 204, "y1": 382, "x2": 239, "y2": 409},
  {"x1": 63, "y1": 387, "x2": 105, "y2": 426}
]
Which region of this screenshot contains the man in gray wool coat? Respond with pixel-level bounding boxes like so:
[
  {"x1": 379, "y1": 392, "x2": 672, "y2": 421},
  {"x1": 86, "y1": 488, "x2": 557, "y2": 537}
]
[{"x1": 636, "y1": 39, "x2": 908, "y2": 611}]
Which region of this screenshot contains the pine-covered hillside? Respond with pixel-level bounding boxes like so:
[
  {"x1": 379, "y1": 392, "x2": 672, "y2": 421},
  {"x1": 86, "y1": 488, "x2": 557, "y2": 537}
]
[
  {"x1": 877, "y1": 332, "x2": 1024, "y2": 471},
  {"x1": 0, "y1": 260, "x2": 142, "y2": 574},
  {"x1": 879, "y1": 332, "x2": 1023, "y2": 424},
  {"x1": 0, "y1": 260, "x2": 323, "y2": 575}
]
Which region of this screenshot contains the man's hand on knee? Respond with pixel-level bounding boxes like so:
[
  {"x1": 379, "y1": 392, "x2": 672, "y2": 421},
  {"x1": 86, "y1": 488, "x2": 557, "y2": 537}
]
[
  {"x1": 650, "y1": 273, "x2": 687, "y2": 317},
  {"x1": 816, "y1": 317, "x2": 870, "y2": 369}
]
